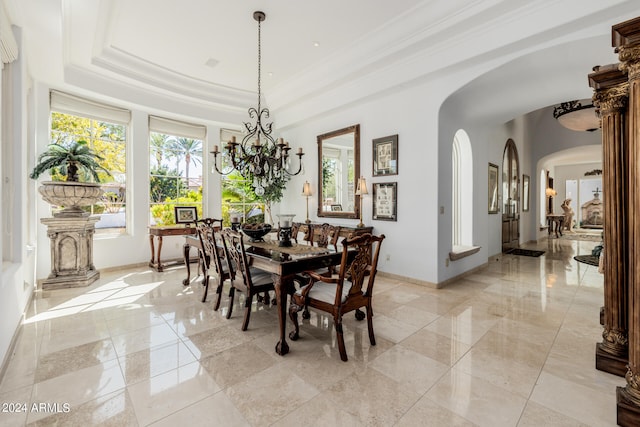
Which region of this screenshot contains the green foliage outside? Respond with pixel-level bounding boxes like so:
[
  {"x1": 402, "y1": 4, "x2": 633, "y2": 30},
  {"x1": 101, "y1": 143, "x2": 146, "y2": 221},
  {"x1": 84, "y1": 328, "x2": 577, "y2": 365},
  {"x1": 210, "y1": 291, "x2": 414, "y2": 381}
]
[{"x1": 151, "y1": 189, "x2": 203, "y2": 226}]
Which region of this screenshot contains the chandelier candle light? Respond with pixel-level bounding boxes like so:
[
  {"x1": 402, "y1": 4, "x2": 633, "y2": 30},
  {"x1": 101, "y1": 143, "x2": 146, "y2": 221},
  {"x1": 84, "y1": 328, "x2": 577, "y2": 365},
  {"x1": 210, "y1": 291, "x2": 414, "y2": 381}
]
[{"x1": 210, "y1": 11, "x2": 304, "y2": 195}]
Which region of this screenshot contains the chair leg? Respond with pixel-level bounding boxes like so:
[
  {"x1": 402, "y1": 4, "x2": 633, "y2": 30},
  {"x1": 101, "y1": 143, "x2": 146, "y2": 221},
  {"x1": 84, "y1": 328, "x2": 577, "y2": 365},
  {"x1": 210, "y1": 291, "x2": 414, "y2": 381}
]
[
  {"x1": 288, "y1": 302, "x2": 301, "y2": 340},
  {"x1": 334, "y1": 317, "x2": 348, "y2": 361},
  {"x1": 367, "y1": 304, "x2": 376, "y2": 346},
  {"x1": 200, "y1": 274, "x2": 209, "y2": 303},
  {"x1": 226, "y1": 287, "x2": 235, "y2": 319},
  {"x1": 241, "y1": 294, "x2": 253, "y2": 331},
  {"x1": 213, "y1": 278, "x2": 223, "y2": 311}
]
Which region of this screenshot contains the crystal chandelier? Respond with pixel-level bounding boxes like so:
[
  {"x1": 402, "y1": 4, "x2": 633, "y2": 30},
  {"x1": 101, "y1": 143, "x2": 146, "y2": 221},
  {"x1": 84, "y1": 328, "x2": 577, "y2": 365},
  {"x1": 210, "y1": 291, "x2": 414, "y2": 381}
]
[{"x1": 211, "y1": 11, "x2": 304, "y2": 196}]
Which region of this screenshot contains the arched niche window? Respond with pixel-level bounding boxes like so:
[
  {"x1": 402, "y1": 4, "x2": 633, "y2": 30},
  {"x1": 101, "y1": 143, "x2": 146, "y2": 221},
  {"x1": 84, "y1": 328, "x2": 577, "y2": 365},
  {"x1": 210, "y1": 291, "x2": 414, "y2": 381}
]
[{"x1": 452, "y1": 129, "x2": 473, "y2": 248}]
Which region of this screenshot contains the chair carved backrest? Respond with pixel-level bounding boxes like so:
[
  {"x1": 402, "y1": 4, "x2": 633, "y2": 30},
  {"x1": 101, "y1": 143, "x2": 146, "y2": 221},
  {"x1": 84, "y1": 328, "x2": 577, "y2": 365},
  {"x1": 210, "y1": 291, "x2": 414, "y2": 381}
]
[
  {"x1": 291, "y1": 222, "x2": 301, "y2": 244},
  {"x1": 311, "y1": 223, "x2": 341, "y2": 251},
  {"x1": 338, "y1": 233, "x2": 385, "y2": 302},
  {"x1": 222, "y1": 229, "x2": 253, "y2": 290},
  {"x1": 195, "y1": 218, "x2": 223, "y2": 273}
]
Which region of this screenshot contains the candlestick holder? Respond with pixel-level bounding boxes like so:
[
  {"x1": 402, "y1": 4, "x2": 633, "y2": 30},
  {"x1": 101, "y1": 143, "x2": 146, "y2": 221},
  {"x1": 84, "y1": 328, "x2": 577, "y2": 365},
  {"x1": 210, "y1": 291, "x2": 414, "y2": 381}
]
[{"x1": 277, "y1": 214, "x2": 296, "y2": 247}]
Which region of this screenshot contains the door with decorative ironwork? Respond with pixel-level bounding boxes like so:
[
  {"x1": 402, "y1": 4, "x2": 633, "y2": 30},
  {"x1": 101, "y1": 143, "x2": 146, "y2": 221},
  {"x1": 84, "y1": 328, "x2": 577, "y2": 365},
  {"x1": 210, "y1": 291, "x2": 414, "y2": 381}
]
[{"x1": 502, "y1": 139, "x2": 520, "y2": 250}]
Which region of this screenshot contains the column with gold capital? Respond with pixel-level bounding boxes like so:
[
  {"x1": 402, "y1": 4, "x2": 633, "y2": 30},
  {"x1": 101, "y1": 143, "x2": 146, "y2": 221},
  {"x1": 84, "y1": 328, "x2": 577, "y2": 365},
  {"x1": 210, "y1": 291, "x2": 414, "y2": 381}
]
[
  {"x1": 614, "y1": 16, "x2": 640, "y2": 426},
  {"x1": 589, "y1": 63, "x2": 629, "y2": 377}
]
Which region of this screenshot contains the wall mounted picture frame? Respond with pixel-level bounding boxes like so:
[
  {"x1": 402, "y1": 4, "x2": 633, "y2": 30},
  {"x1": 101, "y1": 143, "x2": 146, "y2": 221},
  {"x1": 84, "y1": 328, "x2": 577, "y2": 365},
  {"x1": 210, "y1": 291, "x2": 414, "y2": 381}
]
[
  {"x1": 372, "y1": 134, "x2": 398, "y2": 176},
  {"x1": 522, "y1": 174, "x2": 530, "y2": 212},
  {"x1": 373, "y1": 182, "x2": 397, "y2": 221},
  {"x1": 174, "y1": 206, "x2": 198, "y2": 224},
  {"x1": 488, "y1": 163, "x2": 499, "y2": 214}
]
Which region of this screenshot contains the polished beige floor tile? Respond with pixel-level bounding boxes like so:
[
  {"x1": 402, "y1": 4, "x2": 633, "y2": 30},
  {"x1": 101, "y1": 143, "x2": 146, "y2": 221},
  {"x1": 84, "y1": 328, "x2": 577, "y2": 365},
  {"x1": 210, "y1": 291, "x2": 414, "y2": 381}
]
[
  {"x1": 323, "y1": 368, "x2": 421, "y2": 426},
  {"x1": 119, "y1": 339, "x2": 197, "y2": 385},
  {"x1": 28, "y1": 359, "x2": 126, "y2": 423},
  {"x1": 517, "y1": 401, "x2": 590, "y2": 427},
  {"x1": 0, "y1": 385, "x2": 31, "y2": 427},
  {"x1": 370, "y1": 345, "x2": 449, "y2": 395},
  {"x1": 400, "y1": 328, "x2": 471, "y2": 367},
  {"x1": 276, "y1": 393, "x2": 363, "y2": 426},
  {"x1": 148, "y1": 392, "x2": 249, "y2": 426},
  {"x1": 127, "y1": 361, "x2": 221, "y2": 425},
  {"x1": 26, "y1": 389, "x2": 138, "y2": 427},
  {"x1": 226, "y1": 364, "x2": 319, "y2": 426},
  {"x1": 199, "y1": 341, "x2": 275, "y2": 389},
  {"x1": 111, "y1": 322, "x2": 180, "y2": 357},
  {"x1": 427, "y1": 369, "x2": 528, "y2": 426},
  {"x1": 530, "y1": 371, "x2": 616, "y2": 427},
  {"x1": 35, "y1": 338, "x2": 117, "y2": 382},
  {"x1": 182, "y1": 324, "x2": 253, "y2": 359},
  {"x1": 395, "y1": 395, "x2": 478, "y2": 427}
]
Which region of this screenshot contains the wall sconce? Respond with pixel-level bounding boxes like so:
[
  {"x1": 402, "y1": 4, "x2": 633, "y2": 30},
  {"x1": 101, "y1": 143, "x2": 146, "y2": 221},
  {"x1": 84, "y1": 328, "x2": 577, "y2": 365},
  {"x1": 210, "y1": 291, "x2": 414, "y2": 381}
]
[
  {"x1": 302, "y1": 181, "x2": 312, "y2": 224},
  {"x1": 355, "y1": 176, "x2": 368, "y2": 228}
]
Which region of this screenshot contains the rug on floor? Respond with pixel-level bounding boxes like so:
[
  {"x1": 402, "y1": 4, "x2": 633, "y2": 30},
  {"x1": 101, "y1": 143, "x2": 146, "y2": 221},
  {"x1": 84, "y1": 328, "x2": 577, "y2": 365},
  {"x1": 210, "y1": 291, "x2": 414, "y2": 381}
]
[
  {"x1": 504, "y1": 248, "x2": 545, "y2": 257},
  {"x1": 560, "y1": 233, "x2": 602, "y2": 242}
]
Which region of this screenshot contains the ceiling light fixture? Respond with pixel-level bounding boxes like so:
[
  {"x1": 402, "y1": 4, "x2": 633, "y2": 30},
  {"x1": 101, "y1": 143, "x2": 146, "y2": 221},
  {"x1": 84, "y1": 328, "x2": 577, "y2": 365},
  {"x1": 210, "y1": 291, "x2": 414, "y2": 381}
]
[
  {"x1": 210, "y1": 11, "x2": 304, "y2": 196},
  {"x1": 552, "y1": 99, "x2": 600, "y2": 132}
]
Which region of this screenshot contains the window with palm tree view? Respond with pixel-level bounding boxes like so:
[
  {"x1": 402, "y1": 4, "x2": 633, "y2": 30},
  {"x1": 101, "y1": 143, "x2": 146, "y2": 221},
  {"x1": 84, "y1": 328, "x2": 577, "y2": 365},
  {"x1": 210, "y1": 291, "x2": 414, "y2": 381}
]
[
  {"x1": 149, "y1": 128, "x2": 204, "y2": 225},
  {"x1": 49, "y1": 111, "x2": 127, "y2": 233}
]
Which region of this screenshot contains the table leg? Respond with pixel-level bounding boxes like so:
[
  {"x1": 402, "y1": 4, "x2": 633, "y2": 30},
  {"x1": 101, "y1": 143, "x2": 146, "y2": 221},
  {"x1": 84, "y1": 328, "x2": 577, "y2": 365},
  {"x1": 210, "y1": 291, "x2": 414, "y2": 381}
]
[
  {"x1": 558, "y1": 219, "x2": 564, "y2": 236},
  {"x1": 183, "y1": 242, "x2": 191, "y2": 286},
  {"x1": 156, "y1": 236, "x2": 164, "y2": 272},
  {"x1": 149, "y1": 235, "x2": 156, "y2": 265},
  {"x1": 273, "y1": 274, "x2": 290, "y2": 356}
]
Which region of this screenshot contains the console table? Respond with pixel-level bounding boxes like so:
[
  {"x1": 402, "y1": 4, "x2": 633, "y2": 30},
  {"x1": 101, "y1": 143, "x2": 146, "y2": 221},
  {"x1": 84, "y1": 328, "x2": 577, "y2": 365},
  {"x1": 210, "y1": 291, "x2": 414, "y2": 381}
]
[
  {"x1": 148, "y1": 225, "x2": 197, "y2": 272},
  {"x1": 546, "y1": 214, "x2": 565, "y2": 238}
]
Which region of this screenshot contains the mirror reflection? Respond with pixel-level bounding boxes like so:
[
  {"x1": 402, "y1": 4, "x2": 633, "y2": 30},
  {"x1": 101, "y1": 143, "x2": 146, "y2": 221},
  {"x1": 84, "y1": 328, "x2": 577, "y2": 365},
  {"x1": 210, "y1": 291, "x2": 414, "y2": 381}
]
[{"x1": 317, "y1": 124, "x2": 360, "y2": 219}]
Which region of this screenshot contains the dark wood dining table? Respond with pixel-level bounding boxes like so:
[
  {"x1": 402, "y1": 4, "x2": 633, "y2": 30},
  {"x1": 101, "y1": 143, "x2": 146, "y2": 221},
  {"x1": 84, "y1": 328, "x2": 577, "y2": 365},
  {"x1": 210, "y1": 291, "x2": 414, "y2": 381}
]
[{"x1": 182, "y1": 235, "x2": 350, "y2": 356}]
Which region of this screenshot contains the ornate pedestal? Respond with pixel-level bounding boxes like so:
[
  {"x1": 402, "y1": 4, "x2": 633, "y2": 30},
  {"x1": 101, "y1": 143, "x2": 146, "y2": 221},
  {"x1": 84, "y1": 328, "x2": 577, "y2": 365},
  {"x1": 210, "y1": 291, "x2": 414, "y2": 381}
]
[{"x1": 41, "y1": 216, "x2": 100, "y2": 290}]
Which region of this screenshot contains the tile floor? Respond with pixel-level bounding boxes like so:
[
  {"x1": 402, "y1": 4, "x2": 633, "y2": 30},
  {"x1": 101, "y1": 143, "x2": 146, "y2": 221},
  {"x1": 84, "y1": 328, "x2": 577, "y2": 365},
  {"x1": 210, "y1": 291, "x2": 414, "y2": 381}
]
[{"x1": 0, "y1": 237, "x2": 621, "y2": 426}]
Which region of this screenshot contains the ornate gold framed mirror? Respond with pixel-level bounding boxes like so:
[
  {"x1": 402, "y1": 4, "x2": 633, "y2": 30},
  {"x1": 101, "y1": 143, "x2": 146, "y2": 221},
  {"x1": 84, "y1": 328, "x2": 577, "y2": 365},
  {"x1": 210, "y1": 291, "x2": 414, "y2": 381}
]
[{"x1": 317, "y1": 124, "x2": 360, "y2": 219}]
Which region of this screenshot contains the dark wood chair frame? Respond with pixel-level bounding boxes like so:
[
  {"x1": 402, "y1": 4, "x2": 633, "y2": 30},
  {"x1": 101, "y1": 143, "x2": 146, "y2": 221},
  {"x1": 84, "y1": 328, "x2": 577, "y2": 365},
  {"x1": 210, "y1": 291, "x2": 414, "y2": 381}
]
[
  {"x1": 194, "y1": 218, "x2": 227, "y2": 307},
  {"x1": 222, "y1": 229, "x2": 276, "y2": 331},
  {"x1": 288, "y1": 233, "x2": 385, "y2": 361}
]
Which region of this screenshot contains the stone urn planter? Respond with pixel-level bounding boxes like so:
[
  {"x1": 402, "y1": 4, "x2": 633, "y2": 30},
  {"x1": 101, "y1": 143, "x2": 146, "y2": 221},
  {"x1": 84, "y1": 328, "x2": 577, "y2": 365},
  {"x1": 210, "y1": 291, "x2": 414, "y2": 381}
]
[{"x1": 38, "y1": 181, "x2": 103, "y2": 217}]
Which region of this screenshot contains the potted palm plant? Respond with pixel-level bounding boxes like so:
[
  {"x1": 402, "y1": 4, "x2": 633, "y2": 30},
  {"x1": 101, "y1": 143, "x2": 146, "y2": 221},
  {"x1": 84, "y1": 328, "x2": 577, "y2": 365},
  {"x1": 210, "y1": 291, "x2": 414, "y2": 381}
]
[{"x1": 30, "y1": 140, "x2": 111, "y2": 217}]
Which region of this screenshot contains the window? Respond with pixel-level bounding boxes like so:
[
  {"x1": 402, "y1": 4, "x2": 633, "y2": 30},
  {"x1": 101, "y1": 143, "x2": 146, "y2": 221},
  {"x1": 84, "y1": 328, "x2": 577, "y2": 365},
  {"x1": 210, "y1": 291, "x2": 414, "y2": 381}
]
[
  {"x1": 219, "y1": 129, "x2": 266, "y2": 226},
  {"x1": 49, "y1": 91, "x2": 129, "y2": 234},
  {"x1": 149, "y1": 116, "x2": 205, "y2": 225},
  {"x1": 452, "y1": 129, "x2": 473, "y2": 248}
]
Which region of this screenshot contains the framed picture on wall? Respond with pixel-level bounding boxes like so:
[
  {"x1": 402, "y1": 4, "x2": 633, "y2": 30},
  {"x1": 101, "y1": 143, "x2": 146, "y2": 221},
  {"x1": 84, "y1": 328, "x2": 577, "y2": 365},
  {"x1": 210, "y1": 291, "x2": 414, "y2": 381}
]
[
  {"x1": 174, "y1": 206, "x2": 198, "y2": 224},
  {"x1": 372, "y1": 182, "x2": 397, "y2": 221},
  {"x1": 372, "y1": 135, "x2": 398, "y2": 176},
  {"x1": 522, "y1": 174, "x2": 530, "y2": 212},
  {"x1": 488, "y1": 163, "x2": 499, "y2": 214}
]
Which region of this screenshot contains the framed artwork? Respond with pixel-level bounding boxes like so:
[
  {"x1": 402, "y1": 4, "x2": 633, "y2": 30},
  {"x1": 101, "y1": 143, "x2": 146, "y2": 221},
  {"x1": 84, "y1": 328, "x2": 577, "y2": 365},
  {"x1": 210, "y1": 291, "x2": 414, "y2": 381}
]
[
  {"x1": 522, "y1": 174, "x2": 530, "y2": 212},
  {"x1": 330, "y1": 204, "x2": 342, "y2": 211},
  {"x1": 174, "y1": 206, "x2": 198, "y2": 224},
  {"x1": 373, "y1": 182, "x2": 397, "y2": 221},
  {"x1": 372, "y1": 134, "x2": 398, "y2": 176},
  {"x1": 488, "y1": 163, "x2": 499, "y2": 214}
]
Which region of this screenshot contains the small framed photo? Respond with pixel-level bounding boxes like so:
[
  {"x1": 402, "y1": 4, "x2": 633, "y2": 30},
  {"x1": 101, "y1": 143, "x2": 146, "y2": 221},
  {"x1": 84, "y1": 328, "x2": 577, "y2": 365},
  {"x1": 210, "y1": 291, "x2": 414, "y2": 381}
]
[
  {"x1": 373, "y1": 134, "x2": 398, "y2": 176},
  {"x1": 175, "y1": 206, "x2": 198, "y2": 224},
  {"x1": 488, "y1": 163, "x2": 499, "y2": 214},
  {"x1": 331, "y1": 204, "x2": 342, "y2": 211},
  {"x1": 373, "y1": 182, "x2": 397, "y2": 221}
]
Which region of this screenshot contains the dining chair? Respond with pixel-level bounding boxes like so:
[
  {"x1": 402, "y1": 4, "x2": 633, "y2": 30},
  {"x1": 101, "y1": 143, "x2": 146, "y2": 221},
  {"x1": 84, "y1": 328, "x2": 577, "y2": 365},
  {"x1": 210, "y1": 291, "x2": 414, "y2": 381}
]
[
  {"x1": 221, "y1": 229, "x2": 276, "y2": 331},
  {"x1": 194, "y1": 218, "x2": 227, "y2": 306},
  {"x1": 288, "y1": 233, "x2": 385, "y2": 361}
]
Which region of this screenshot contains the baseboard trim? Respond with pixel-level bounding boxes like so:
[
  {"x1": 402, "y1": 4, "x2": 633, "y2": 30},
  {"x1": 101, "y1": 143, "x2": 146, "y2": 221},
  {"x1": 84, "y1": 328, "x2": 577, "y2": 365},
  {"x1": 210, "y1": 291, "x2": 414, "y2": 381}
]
[
  {"x1": 378, "y1": 261, "x2": 489, "y2": 289},
  {"x1": 0, "y1": 290, "x2": 35, "y2": 385}
]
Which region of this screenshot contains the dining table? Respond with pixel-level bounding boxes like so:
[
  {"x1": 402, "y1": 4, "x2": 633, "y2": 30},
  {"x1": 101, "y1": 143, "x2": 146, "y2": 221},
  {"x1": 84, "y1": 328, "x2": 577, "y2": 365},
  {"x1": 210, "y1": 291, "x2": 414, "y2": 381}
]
[{"x1": 182, "y1": 234, "x2": 352, "y2": 356}]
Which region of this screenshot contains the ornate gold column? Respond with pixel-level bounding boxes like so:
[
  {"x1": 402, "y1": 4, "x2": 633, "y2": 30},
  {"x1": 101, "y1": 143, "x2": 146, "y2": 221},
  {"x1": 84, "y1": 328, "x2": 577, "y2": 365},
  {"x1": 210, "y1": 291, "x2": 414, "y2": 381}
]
[
  {"x1": 589, "y1": 64, "x2": 629, "y2": 377},
  {"x1": 614, "y1": 17, "x2": 640, "y2": 426}
]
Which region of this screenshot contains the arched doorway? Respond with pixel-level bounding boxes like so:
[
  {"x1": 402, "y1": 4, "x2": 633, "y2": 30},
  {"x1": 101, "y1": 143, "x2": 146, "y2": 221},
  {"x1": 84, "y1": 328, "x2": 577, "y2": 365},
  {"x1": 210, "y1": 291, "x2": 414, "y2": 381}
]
[{"x1": 502, "y1": 139, "x2": 520, "y2": 250}]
